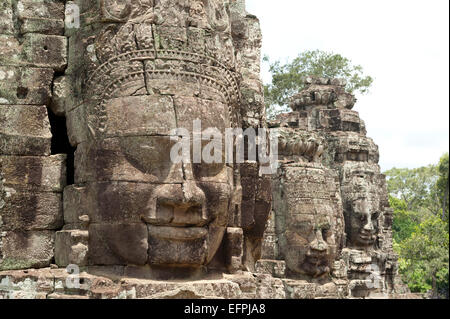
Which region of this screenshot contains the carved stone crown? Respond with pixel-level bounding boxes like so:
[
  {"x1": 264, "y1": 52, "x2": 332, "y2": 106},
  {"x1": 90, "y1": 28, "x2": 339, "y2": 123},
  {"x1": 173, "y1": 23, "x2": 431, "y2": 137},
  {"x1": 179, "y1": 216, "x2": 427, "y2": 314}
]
[
  {"x1": 85, "y1": 0, "x2": 243, "y2": 135},
  {"x1": 290, "y1": 77, "x2": 356, "y2": 111}
]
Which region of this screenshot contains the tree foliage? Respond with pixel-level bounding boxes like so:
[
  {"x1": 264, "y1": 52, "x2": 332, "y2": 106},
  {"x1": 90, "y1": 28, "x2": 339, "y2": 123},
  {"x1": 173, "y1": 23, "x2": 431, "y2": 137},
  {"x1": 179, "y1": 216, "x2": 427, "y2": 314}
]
[
  {"x1": 386, "y1": 153, "x2": 449, "y2": 298},
  {"x1": 263, "y1": 50, "x2": 374, "y2": 118},
  {"x1": 396, "y1": 216, "x2": 449, "y2": 297},
  {"x1": 437, "y1": 153, "x2": 449, "y2": 222},
  {"x1": 390, "y1": 196, "x2": 427, "y2": 243},
  {"x1": 385, "y1": 165, "x2": 440, "y2": 214}
]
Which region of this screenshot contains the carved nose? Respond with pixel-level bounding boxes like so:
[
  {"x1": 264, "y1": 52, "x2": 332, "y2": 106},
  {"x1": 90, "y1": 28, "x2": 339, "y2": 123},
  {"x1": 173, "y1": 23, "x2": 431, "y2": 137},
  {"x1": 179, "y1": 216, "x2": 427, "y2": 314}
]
[
  {"x1": 363, "y1": 217, "x2": 374, "y2": 232},
  {"x1": 310, "y1": 229, "x2": 328, "y2": 253},
  {"x1": 360, "y1": 199, "x2": 374, "y2": 232}
]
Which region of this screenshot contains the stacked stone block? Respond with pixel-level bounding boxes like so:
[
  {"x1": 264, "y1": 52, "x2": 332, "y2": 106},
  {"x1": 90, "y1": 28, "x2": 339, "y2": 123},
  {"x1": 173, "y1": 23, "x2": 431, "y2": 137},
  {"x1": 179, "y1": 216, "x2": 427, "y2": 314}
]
[{"x1": 0, "y1": 0, "x2": 67, "y2": 271}]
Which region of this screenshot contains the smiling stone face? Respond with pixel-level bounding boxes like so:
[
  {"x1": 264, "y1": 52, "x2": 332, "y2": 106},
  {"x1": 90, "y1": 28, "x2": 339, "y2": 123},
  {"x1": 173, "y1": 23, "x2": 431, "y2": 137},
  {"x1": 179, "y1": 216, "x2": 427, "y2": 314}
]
[
  {"x1": 285, "y1": 205, "x2": 336, "y2": 277},
  {"x1": 341, "y1": 163, "x2": 382, "y2": 249},
  {"x1": 79, "y1": 91, "x2": 234, "y2": 269},
  {"x1": 275, "y1": 164, "x2": 345, "y2": 278},
  {"x1": 59, "y1": 0, "x2": 247, "y2": 272}
]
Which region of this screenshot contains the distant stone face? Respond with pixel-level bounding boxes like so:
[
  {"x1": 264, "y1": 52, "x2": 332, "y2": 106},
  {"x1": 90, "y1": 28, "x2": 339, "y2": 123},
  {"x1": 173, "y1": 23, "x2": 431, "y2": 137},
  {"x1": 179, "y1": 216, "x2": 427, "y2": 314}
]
[
  {"x1": 276, "y1": 164, "x2": 344, "y2": 278},
  {"x1": 0, "y1": 0, "x2": 410, "y2": 299},
  {"x1": 341, "y1": 162, "x2": 383, "y2": 248},
  {"x1": 264, "y1": 76, "x2": 407, "y2": 298}
]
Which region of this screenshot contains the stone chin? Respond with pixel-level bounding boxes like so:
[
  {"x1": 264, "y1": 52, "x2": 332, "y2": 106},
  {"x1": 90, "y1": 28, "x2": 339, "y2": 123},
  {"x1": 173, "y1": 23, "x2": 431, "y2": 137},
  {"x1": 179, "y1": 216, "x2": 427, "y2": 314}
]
[
  {"x1": 285, "y1": 253, "x2": 331, "y2": 278},
  {"x1": 284, "y1": 246, "x2": 332, "y2": 278},
  {"x1": 302, "y1": 260, "x2": 331, "y2": 278},
  {"x1": 352, "y1": 232, "x2": 377, "y2": 247},
  {"x1": 147, "y1": 225, "x2": 226, "y2": 267}
]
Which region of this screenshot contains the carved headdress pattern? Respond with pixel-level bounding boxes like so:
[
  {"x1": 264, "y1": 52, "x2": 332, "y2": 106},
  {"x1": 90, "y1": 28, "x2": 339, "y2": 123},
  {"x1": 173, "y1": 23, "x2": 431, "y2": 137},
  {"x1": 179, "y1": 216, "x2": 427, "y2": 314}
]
[{"x1": 86, "y1": 0, "x2": 241, "y2": 136}]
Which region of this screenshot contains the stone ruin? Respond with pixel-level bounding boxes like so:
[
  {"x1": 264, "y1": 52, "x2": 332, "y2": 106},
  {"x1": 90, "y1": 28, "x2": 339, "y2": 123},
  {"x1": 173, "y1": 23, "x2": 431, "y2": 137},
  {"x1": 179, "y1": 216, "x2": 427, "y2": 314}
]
[{"x1": 0, "y1": 0, "x2": 411, "y2": 299}]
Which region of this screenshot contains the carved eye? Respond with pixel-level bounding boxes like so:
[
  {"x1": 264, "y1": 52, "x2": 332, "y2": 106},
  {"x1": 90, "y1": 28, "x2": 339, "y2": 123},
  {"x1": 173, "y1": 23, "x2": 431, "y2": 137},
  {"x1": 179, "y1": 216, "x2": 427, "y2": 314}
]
[
  {"x1": 322, "y1": 228, "x2": 329, "y2": 238},
  {"x1": 372, "y1": 212, "x2": 380, "y2": 220}
]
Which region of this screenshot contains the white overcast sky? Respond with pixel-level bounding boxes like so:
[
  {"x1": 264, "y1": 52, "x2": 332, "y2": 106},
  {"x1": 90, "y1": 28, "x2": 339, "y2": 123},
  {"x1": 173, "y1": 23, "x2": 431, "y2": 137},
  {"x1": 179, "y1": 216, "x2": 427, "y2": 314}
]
[{"x1": 245, "y1": 0, "x2": 449, "y2": 171}]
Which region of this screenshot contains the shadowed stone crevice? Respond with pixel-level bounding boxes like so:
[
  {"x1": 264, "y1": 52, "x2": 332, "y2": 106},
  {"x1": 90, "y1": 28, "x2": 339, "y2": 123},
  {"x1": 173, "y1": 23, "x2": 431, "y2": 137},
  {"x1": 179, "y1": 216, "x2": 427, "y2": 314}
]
[{"x1": 47, "y1": 109, "x2": 75, "y2": 185}]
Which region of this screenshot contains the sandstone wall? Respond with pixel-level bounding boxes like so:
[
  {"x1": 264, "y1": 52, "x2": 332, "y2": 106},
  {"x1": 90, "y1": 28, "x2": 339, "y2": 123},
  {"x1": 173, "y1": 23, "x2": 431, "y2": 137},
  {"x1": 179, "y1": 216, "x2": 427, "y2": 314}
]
[{"x1": 0, "y1": 0, "x2": 67, "y2": 271}]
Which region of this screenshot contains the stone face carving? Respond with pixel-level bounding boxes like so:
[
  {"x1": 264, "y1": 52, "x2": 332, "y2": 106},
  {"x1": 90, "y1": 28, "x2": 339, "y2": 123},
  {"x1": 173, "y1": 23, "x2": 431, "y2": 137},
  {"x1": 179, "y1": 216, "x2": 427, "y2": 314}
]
[
  {"x1": 276, "y1": 164, "x2": 345, "y2": 278},
  {"x1": 0, "y1": 1, "x2": 412, "y2": 299},
  {"x1": 278, "y1": 77, "x2": 407, "y2": 297},
  {"x1": 249, "y1": 77, "x2": 410, "y2": 298},
  {"x1": 341, "y1": 162, "x2": 382, "y2": 248},
  {"x1": 57, "y1": 0, "x2": 248, "y2": 274}
]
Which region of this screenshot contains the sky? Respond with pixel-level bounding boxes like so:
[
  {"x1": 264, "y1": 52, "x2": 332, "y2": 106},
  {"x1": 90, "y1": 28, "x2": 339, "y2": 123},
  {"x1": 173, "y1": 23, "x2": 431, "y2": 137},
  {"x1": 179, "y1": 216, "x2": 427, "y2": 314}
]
[{"x1": 245, "y1": 0, "x2": 449, "y2": 171}]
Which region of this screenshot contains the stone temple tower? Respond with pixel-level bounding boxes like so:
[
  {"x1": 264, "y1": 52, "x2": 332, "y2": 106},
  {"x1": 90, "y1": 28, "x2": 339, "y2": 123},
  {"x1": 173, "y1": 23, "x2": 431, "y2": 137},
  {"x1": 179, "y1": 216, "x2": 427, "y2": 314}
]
[{"x1": 259, "y1": 77, "x2": 410, "y2": 298}]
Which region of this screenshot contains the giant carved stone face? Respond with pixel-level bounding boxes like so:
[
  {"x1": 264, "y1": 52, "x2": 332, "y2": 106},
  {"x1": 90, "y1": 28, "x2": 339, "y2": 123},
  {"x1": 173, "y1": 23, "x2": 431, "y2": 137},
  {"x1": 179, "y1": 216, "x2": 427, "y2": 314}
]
[
  {"x1": 278, "y1": 165, "x2": 344, "y2": 278},
  {"x1": 81, "y1": 93, "x2": 234, "y2": 269},
  {"x1": 285, "y1": 203, "x2": 337, "y2": 278},
  {"x1": 67, "y1": 0, "x2": 242, "y2": 271},
  {"x1": 342, "y1": 164, "x2": 381, "y2": 248}
]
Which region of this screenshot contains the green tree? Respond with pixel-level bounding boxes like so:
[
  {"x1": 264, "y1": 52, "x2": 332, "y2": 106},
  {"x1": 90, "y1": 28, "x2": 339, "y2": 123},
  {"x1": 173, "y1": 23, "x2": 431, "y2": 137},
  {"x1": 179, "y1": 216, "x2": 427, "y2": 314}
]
[
  {"x1": 390, "y1": 196, "x2": 426, "y2": 243},
  {"x1": 386, "y1": 156, "x2": 449, "y2": 298},
  {"x1": 263, "y1": 50, "x2": 373, "y2": 118},
  {"x1": 384, "y1": 165, "x2": 440, "y2": 214},
  {"x1": 437, "y1": 153, "x2": 449, "y2": 222},
  {"x1": 397, "y1": 216, "x2": 449, "y2": 298}
]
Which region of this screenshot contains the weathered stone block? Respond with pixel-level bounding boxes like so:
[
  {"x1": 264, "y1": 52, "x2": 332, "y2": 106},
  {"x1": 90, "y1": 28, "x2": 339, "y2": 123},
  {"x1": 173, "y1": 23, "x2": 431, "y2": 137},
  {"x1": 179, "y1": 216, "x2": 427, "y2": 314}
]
[
  {"x1": 0, "y1": 155, "x2": 66, "y2": 192},
  {"x1": 0, "y1": 268, "x2": 55, "y2": 299},
  {"x1": 17, "y1": 0, "x2": 65, "y2": 20},
  {"x1": 20, "y1": 18, "x2": 65, "y2": 35},
  {"x1": 255, "y1": 259, "x2": 286, "y2": 278},
  {"x1": 282, "y1": 279, "x2": 317, "y2": 299},
  {"x1": 0, "y1": 191, "x2": 63, "y2": 231},
  {"x1": 50, "y1": 76, "x2": 72, "y2": 116},
  {"x1": 327, "y1": 132, "x2": 379, "y2": 164},
  {"x1": 75, "y1": 182, "x2": 158, "y2": 224},
  {"x1": 65, "y1": 95, "x2": 177, "y2": 146},
  {"x1": 89, "y1": 223, "x2": 148, "y2": 266},
  {"x1": 0, "y1": 34, "x2": 67, "y2": 72},
  {"x1": 65, "y1": 104, "x2": 88, "y2": 146},
  {"x1": 225, "y1": 227, "x2": 243, "y2": 273},
  {"x1": 55, "y1": 230, "x2": 89, "y2": 267},
  {"x1": 147, "y1": 224, "x2": 207, "y2": 266},
  {"x1": 154, "y1": 25, "x2": 188, "y2": 50},
  {"x1": 0, "y1": 105, "x2": 52, "y2": 155},
  {"x1": 0, "y1": 66, "x2": 53, "y2": 105},
  {"x1": 0, "y1": 0, "x2": 14, "y2": 35},
  {"x1": 74, "y1": 138, "x2": 184, "y2": 184},
  {"x1": 100, "y1": 95, "x2": 177, "y2": 137},
  {"x1": 319, "y1": 109, "x2": 365, "y2": 133},
  {"x1": 120, "y1": 276, "x2": 242, "y2": 299},
  {"x1": 63, "y1": 185, "x2": 89, "y2": 228},
  {"x1": 13, "y1": 0, "x2": 65, "y2": 35},
  {"x1": 0, "y1": 230, "x2": 55, "y2": 270}
]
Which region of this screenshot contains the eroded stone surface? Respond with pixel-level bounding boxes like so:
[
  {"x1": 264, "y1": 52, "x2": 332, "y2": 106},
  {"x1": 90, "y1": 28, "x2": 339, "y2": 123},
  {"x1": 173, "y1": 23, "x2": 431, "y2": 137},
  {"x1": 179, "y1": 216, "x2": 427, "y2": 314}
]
[
  {"x1": 267, "y1": 77, "x2": 408, "y2": 298},
  {"x1": 0, "y1": 105, "x2": 52, "y2": 155},
  {"x1": 0, "y1": 0, "x2": 66, "y2": 279},
  {"x1": 0, "y1": 0, "x2": 409, "y2": 299}
]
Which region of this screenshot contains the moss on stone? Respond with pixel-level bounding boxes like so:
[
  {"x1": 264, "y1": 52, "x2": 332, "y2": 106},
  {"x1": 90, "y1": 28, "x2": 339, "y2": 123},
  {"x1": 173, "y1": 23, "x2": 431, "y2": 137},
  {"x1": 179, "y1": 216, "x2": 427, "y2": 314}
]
[{"x1": 0, "y1": 258, "x2": 36, "y2": 271}]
